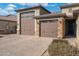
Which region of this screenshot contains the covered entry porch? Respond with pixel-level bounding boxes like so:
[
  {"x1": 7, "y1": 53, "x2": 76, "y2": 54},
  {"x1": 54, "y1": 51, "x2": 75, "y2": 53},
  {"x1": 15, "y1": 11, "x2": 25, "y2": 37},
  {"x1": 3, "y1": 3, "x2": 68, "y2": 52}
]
[
  {"x1": 58, "y1": 17, "x2": 77, "y2": 39},
  {"x1": 65, "y1": 19, "x2": 76, "y2": 38},
  {"x1": 35, "y1": 13, "x2": 78, "y2": 39}
]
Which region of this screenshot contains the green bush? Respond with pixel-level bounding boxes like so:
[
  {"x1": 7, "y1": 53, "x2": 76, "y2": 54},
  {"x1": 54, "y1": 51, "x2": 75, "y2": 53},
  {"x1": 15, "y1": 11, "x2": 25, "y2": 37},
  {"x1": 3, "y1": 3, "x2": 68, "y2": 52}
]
[{"x1": 48, "y1": 39, "x2": 78, "y2": 56}]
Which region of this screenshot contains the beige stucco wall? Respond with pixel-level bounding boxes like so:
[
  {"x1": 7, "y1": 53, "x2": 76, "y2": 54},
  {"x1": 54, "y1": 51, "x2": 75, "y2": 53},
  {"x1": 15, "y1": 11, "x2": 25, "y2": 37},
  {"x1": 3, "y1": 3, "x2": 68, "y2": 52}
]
[
  {"x1": 40, "y1": 8, "x2": 50, "y2": 15},
  {"x1": 62, "y1": 6, "x2": 79, "y2": 16},
  {"x1": 18, "y1": 9, "x2": 35, "y2": 13},
  {"x1": 76, "y1": 14, "x2": 79, "y2": 39}
]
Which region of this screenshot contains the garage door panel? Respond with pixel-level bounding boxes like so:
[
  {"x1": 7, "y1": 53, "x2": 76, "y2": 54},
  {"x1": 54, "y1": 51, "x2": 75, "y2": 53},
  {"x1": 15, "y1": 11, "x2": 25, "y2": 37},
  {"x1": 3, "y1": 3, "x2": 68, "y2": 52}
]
[
  {"x1": 21, "y1": 18, "x2": 35, "y2": 35},
  {"x1": 40, "y1": 20, "x2": 58, "y2": 37}
]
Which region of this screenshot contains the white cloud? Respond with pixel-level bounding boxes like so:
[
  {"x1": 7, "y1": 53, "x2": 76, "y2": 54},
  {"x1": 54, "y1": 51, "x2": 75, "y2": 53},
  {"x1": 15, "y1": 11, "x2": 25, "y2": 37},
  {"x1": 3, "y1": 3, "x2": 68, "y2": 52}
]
[
  {"x1": 6, "y1": 4, "x2": 16, "y2": 15},
  {"x1": 26, "y1": 3, "x2": 49, "y2": 6},
  {"x1": 18, "y1": 3, "x2": 49, "y2": 6},
  {"x1": 6, "y1": 6, "x2": 15, "y2": 11},
  {"x1": 0, "y1": 8, "x2": 9, "y2": 15},
  {"x1": 26, "y1": 3, "x2": 39, "y2": 6},
  {"x1": 0, "y1": 4, "x2": 17, "y2": 15},
  {"x1": 18, "y1": 3, "x2": 26, "y2": 6},
  {"x1": 8, "y1": 11, "x2": 16, "y2": 15},
  {"x1": 8, "y1": 4, "x2": 16, "y2": 8},
  {"x1": 41, "y1": 3, "x2": 49, "y2": 6},
  {"x1": 6, "y1": 4, "x2": 16, "y2": 10}
]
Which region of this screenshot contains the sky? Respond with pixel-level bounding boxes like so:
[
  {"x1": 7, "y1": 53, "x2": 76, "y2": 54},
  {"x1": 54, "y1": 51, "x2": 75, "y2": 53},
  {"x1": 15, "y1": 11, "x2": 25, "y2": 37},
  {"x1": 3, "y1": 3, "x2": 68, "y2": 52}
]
[{"x1": 0, "y1": 3, "x2": 65, "y2": 16}]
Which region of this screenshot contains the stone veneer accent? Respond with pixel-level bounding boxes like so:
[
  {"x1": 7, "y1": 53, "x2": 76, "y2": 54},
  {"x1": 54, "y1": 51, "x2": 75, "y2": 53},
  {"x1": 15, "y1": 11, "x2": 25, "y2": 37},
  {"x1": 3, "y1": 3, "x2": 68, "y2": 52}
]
[
  {"x1": 35, "y1": 9, "x2": 40, "y2": 36},
  {"x1": 58, "y1": 18, "x2": 65, "y2": 39}
]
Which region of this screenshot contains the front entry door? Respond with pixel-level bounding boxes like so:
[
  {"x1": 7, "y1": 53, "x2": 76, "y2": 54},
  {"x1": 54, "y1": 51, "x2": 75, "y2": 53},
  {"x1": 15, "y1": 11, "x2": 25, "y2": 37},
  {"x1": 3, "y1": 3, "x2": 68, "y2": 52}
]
[{"x1": 65, "y1": 20, "x2": 76, "y2": 37}]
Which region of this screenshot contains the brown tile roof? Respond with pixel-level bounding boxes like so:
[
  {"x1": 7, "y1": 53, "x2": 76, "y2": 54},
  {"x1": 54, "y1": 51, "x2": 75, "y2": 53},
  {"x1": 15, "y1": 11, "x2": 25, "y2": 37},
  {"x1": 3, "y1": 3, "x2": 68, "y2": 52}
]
[
  {"x1": 0, "y1": 14, "x2": 17, "y2": 22},
  {"x1": 16, "y1": 5, "x2": 50, "y2": 13},
  {"x1": 60, "y1": 3, "x2": 79, "y2": 9},
  {"x1": 34, "y1": 13, "x2": 67, "y2": 19}
]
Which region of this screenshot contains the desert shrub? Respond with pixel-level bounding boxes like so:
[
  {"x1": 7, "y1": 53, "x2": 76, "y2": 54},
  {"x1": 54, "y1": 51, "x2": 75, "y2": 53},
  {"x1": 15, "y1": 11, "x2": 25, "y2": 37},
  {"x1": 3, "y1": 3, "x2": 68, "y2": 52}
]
[{"x1": 48, "y1": 39, "x2": 78, "y2": 56}]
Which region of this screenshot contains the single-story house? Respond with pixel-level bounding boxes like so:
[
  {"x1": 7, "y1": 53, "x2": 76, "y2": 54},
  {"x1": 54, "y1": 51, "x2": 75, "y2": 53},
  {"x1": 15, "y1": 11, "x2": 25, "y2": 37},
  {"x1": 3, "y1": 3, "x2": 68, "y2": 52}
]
[
  {"x1": 16, "y1": 3, "x2": 79, "y2": 39},
  {"x1": 0, "y1": 15, "x2": 17, "y2": 34}
]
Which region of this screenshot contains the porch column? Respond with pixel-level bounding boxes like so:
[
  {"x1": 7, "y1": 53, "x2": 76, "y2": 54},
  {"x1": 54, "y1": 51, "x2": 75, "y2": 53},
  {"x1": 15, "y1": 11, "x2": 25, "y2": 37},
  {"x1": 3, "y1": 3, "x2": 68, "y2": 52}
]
[
  {"x1": 77, "y1": 14, "x2": 79, "y2": 39},
  {"x1": 35, "y1": 9, "x2": 40, "y2": 36},
  {"x1": 17, "y1": 13, "x2": 21, "y2": 34},
  {"x1": 76, "y1": 14, "x2": 79, "y2": 47},
  {"x1": 35, "y1": 19, "x2": 40, "y2": 36},
  {"x1": 58, "y1": 18, "x2": 65, "y2": 39}
]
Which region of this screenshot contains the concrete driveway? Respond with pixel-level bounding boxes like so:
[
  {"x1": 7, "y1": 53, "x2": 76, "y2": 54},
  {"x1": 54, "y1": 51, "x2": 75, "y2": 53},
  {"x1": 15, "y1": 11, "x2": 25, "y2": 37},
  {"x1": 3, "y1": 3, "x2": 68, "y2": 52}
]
[{"x1": 0, "y1": 34, "x2": 54, "y2": 56}]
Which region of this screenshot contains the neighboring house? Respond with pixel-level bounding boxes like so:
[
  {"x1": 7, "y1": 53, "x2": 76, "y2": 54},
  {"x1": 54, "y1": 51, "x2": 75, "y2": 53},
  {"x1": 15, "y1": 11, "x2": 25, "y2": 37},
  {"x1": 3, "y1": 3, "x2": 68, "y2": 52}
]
[
  {"x1": 16, "y1": 3, "x2": 79, "y2": 39},
  {"x1": 0, "y1": 15, "x2": 17, "y2": 34}
]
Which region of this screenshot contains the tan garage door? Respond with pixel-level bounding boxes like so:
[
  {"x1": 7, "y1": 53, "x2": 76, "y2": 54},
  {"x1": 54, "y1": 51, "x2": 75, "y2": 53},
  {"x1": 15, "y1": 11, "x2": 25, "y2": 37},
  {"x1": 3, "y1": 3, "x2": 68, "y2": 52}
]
[
  {"x1": 40, "y1": 20, "x2": 58, "y2": 38},
  {"x1": 21, "y1": 18, "x2": 35, "y2": 35}
]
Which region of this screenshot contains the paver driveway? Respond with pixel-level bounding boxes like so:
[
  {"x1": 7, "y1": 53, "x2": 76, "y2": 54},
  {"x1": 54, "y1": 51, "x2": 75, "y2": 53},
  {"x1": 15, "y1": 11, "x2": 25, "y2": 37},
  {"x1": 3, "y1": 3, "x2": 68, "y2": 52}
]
[{"x1": 0, "y1": 34, "x2": 54, "y2": 56}]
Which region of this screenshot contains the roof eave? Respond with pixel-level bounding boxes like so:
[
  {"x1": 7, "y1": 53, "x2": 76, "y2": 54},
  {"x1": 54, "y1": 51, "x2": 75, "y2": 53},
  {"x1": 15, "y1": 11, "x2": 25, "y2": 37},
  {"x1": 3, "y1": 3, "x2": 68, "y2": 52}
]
[
  {"x1": 15, "y1": 5, "x2": 50, "y2": 13},
  {"x1": 73, "y1": 9, "x2": 79, "y2": 14},
  {"x1": 60, "y1": 3, "x2": 79, "y2": 9},
  {"x1": 34, "y1": 13, "x2": 67, "y2": 19}
]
